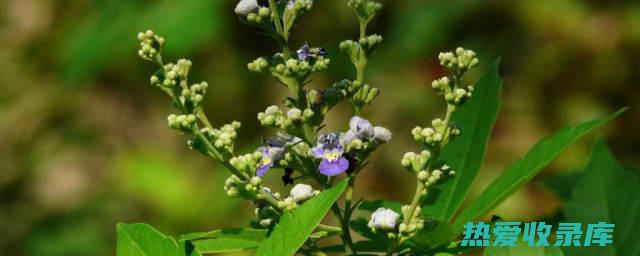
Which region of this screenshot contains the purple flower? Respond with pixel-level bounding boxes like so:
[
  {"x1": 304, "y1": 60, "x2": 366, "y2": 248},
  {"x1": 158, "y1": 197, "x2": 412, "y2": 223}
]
[
  {"x1": 297, "y1": 42, "x2": 329, "y2": 61},
  {"x1": 297, "y1": 43, "x2": 311, "y2": 61},
  {"x1": 312, "y1": 133, "x2": 349, "y2": 176},
  {"x1": 256, "y1": 133, "x2": 299, "y2": 177}
]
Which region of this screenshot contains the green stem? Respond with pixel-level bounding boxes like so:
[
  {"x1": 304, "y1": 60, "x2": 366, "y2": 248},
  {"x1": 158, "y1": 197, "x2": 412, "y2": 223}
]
[{"x1": 268, "y1": 0, "x2": 291, "y2": 59}]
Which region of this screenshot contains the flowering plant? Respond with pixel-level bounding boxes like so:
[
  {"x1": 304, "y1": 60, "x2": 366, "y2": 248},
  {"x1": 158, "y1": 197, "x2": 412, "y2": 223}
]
[{"x1": 116, "y1": 0, "x2": 623, "y2": 255}]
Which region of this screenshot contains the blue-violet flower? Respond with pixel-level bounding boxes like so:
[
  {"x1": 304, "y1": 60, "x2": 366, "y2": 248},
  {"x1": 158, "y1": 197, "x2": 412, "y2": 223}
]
[{"x1": 312, "y1": 133, "x2": 349, "y2": 176}]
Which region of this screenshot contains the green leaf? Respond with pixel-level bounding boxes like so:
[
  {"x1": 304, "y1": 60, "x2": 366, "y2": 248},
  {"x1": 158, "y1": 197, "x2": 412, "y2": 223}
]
[
  {"x1": 563, "y1": 138, "x2": 640, "y2": 256},
  {"x1": 484, "y1": 239, "x2": 564, "y2": 256},
  {"x1": 423, "y1": 59, "x2": 502, "y2": 222},
  {"x1": 255, "y1": 179, "x2": 349, "y2": 256},
  {"x1": 179, "y1": 228, "x2": 268, "y2": 255},
  {"x1": 116, "y1": 223, "x2": 179, "y2": 256},
  {"x1": 451, "y1": 109, "x2": 624, "y2": 233}
]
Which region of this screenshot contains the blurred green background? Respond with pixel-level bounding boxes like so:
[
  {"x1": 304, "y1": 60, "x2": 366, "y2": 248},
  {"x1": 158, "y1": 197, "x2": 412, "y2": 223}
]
[{"x1": 1, "y1": 0, "x2": 638, "y2": 255}]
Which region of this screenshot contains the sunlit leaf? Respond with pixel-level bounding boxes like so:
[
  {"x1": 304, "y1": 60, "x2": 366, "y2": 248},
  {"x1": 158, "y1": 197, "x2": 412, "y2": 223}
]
[
  {"x1": 255, "y1": 179, "x2": 348, "y2": 256},
  {"x1": 451, "y1": 109, "x2": 624, "y2": 233}
]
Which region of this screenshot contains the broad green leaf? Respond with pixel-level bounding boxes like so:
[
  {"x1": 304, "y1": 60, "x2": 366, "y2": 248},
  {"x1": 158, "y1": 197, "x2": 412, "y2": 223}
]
[
  {"x1": 255, "y1": 179, "x2": 349, "y2": 256},
  {"x1": 484, "y1": 239, "x2": 564, "y2": 256},
  {"x1": 116, "y1": 223, "x2": 179, "y2": 256},
  {"x1": 423, "y1": 59, "x2": 502, "y2": 222},
  {"x1": 179, "y1": 228, "x2": 268, "y2": 255},
  {"x1": 451, "y1": 109, "x2": 624, "y2": 233},
  {"x1": 563, "y1": 138, "x2": 640, "y2": 256}
]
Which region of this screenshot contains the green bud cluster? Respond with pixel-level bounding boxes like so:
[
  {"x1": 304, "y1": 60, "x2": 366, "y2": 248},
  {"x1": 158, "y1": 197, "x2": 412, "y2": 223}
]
[
  {"x1": 282, "y1": 0, "x2": 314, "y2": 34},
  {"x1": 199, "y1": 121, "x2": 241, "y2": 153},
  {"x1": 340, "y1": 36, "x2": 383, "y2": 65},
  {"x1": 181, "y1": 81, "x2": 208, "y2": 107},
  {"x1": 347, "y1": 0, "x2": 382, "y2": 23},
  {"x1": 400, "y1": 205, "x2": 425, "y2": 237},
  {"x1": 438, "y1": 47, "x2": 479, "y2": 74},
  {"x1": 159, "y1": 59, "x2": 192, "y2": 88},
  {"x1": 246, "y1": 7, "x2": 272, "y2": 24},
  {"x1": 432, "y1": 76, "x2": 474, "y2": 105},
  {"x1": 167, "y1": 114, "x2": 196, "y2": 131},
  {"x1": 137, "y1": 30, "x2": 165, "y2": 61},
  {"x1": 276, "y1": 197, "x2": 298, "y2": 212},
  {"x1": 223, "y1": 175, "x2": 264, "y2": 200},
  {"x1": 411, "y1": 118, "x2": 459, "y2": 146},
  {"x1": 230, "y1": 152, "x2": 263, "y2": 176},
  {"x1": 400, "y1": 150, "x2": 431, "y2": 173},
  {"x1": 248, "y1": 54, "x2": 330, "y2": 89},
  {"x1": 257, "y1": 105, "x2": 314, "y2": 130},
  {"x1": 417, "y1": 164, "x2": 454, "y2": 189}
]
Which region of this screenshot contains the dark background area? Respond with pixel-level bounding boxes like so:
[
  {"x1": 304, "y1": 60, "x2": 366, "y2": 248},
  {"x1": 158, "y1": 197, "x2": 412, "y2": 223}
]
[{"x1": 0, "y1": 0, "x2": 638, "y2": 255}]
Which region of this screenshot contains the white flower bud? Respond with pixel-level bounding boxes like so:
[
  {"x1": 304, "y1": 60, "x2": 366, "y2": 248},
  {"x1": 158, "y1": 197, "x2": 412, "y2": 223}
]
[
  {"x1": 234, "y1": 0, "x2": 260, "y2": 15},
  {"x1": 290, "y1": 183, "x2": 315, "y2": 202},
  {"x1": 368, "y1": 208, "x2": 400, "y2": 231},
  {"x1": 373, "y1": 126, "x2": 392, "y2": 143}
]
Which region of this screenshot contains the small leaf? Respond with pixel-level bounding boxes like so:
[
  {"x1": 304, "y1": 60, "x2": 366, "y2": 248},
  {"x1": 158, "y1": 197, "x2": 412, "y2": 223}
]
[
  {"x1": 563, "y1": 138, "x2": 640, "y2": 256},
  {"x1": 255, "y1": 179, "x2": 349, "y2": 256},
  {"x1": 116, "y1": 223, "x2": 179, "y2": 256},
  {"x1": 423, "y1": 59, "x2": 502, "y2": 222},
  {"x1": 451, "y1": 109, "x2": 624, "y2": 233}
]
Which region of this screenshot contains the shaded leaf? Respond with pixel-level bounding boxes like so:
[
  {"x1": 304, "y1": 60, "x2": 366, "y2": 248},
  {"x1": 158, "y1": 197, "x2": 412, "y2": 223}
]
[
  {"x1": 451, "y1": 109, "x2": 624, "y2": 233},
  {"x1": 406, "y1": 219, "x2": 454, "y2": 251},
  {"x1": 423, "y1": 59, "x2": 502, "y2": 222},
  {"x1": 563, "y1": 137, "x2": 640, "y2": 256},
  {"x1": 255, "y1": 179, "x2": 349, "y2": 256}
]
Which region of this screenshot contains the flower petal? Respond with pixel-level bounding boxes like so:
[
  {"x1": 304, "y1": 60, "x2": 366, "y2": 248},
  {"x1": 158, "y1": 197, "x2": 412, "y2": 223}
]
[
  {"x1": 256, "y1": 161, "x2": 273, "y2": 177},
  {"x1": 318, "y1": 157, "x2": 349, "y2": 176}
]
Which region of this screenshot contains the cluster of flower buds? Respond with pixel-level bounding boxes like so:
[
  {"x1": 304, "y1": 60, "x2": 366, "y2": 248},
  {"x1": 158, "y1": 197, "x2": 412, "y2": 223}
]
[
  {"x1": 230, "y1": 152, "x2": 263, "y2": 176},
  {"x1": 153, "y1": 59, "x2": 192, "y2": 88},
  {"x1": 432, "y1": 76, "x2": 474, "y2": 105},
  {"x1": 438, "y1": 47, "x2": 479, "y2": 74},
  {"x1": 347, "y1": 0, "x2": 382, "y2": 23},
  {"x1": 342, "y1": 116, "x2": 391, "y2": 152},
  {"x1": 331, "y1": 80, "x2": 379, "y2": 109},
  {"x1": 257, "y1": 105, "x2": 315, "y2": 130},
  {"x1": 248, "y1": 53, "x2": 330, "y2": 83},
  {"x1": 401, "y1": 150, "x2": 431, "y2": 173},
  {"x1": 246, "y1": 7, "x2": 272, "y2": 24},
  {"x1": 137, "y1": 30, "x2": 165, "y2": 61},
  {"x1": 368, "y1": 208, "x2": 400, "y2": 235},
  {"x1": 400, "y1": 205, "x2": 425, "y2": 237},
  {"x1": 167, "y1": 114, "x2": 196, "y2": 132},
  {"x1": 181, "y1": 81, "x2": 208, "y2": 107},
  {"x1": 417, "y1": 164, "x2": 455, "y2": 188},
  {"x1": 339, "y1": 35, "x2": 383, "y2": 61},
  {"x1": 223, "y1": 175, "x2": 264, "y2": 199},
  {"x1": 411, "y1": 118, "x2": 460, "y2": 146},
  {"x1": 199, "y1": 121, "x2": 241, "y2": 153}
]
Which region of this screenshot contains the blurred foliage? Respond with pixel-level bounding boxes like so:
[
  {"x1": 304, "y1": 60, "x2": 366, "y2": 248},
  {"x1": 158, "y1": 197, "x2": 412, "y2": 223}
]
[{"x1": 0, "y1": 0, "x2": 638, "y2": 255}]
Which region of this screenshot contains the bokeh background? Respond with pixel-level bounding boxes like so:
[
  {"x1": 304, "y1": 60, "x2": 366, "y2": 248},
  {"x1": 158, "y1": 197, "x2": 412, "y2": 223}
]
[{"x1": 1, "y1": 0, "x2": 639, "y2": 255}]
